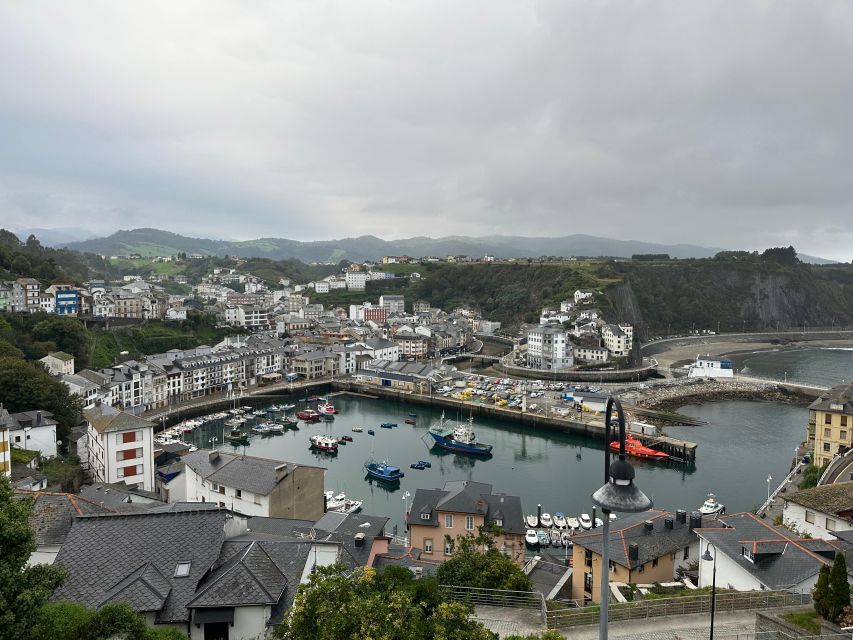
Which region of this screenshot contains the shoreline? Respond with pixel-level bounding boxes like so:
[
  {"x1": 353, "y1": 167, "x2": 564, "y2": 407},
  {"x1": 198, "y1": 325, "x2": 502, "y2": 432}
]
[
  {"x1": 659, "y1": 338, "x2": 853, "y2": 370},
  {"x1": 635, "y1": 380, "x2": 810, "y2": 414}
]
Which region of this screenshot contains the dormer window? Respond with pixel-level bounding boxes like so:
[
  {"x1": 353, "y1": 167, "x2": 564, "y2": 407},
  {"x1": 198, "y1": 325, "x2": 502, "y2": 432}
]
[
  {"x1": 174, "y1": 561, "x2": 191, "y2": 577},
  {"x1": 495, "y1": 519, "x2": 503, "y2": 527},
  {"x1": 420, "y1": 512, "x2": 430, "y2": 520}
]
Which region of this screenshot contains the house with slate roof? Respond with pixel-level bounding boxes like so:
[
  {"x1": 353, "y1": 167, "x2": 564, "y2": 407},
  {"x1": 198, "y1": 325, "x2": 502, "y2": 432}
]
[
  {"x1": 7, "y1": 410, "x2": 59, "y2": 459},
  {"x1": 783, "y1": 481, "x2": 853, "y2": 539},
  {"x1": 696, "y1": 511, "x2": 853, "y2": 593},
  {"x1": 84, "y1": 402, "x2": 155, "y2": 491},
  {"x1": 571, "y1": 509, "x2": 714, "y2": 603},
  {"x1": 175, "y1": 449, "x2": 325, "y2": 520},
  {"x1": 406, "y1": 480, "x2": 526, "y2": 565}
]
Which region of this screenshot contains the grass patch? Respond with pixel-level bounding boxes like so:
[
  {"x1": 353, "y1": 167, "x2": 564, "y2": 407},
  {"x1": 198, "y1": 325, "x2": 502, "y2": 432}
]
[
  {"x1": 11, "y1": 448, "x2": 39, "y2": 464},
  {"x1": 41, "y1": 456, "x2": 84, "y2": 492},
  {"x1": 781, "y1": 610, "x2": 821, "y2": 634}
]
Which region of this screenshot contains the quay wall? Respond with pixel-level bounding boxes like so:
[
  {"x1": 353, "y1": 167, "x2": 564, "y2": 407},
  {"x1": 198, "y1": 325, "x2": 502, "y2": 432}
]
[
  {"x1": 492, "y1": 359, "x2": 657, "y2": 383},
  {"x1": 636, "y1": 380, "x2": 814, "y2": 412},
  {"x1": 332, "y1": 380, "x2": 696, "y2": 463}
]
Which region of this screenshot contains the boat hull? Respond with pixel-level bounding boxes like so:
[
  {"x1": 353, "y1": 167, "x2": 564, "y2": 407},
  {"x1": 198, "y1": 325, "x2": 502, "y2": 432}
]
[{"x1": 429, "y1": 432, "x2": 493, "y2": 456}]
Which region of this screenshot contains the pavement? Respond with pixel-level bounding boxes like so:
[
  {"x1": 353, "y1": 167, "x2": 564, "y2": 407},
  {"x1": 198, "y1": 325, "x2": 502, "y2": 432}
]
[{"x1": 471, "y1": 607, "x2": 757, "y2": 639}]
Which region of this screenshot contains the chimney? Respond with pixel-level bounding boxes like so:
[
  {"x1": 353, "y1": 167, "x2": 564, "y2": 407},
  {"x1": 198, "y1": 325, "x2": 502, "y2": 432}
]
[
  {"x1": 689, "y1": 512, "x2": 702, "y2": 531},
  {"x1": 354, "y1": 533, "x2": 365, "y2": 547},
  {"x1": 664, "y1": 516, "x2": 674, "y2": 530},
  {"x1": 628, "y1": 543, "x2": 639, "y2": 564},
  {"x1": 36, "y1": 411, "x2": 42, "y2": 425},
  {"x1": 208, "y1": 450, "x2": 220, "y2": 463},
  {"x1": 643, "y1": 520, "x2": 654, "y2": 534},
  {"x1": 275, "y1": 463, "x2": 290, "y2": 482},
  {"x1": 676, "y1": 509, "x2": 687, "y2": 524}
]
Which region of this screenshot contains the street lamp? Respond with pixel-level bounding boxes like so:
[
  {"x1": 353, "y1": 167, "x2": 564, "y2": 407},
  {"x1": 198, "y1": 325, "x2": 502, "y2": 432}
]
[
  {"x1": 702, "y1": 543, "x2": 717, "y2": 640},
  {"x1": 766, "y1": 474, "x2": 772, "y2": 503},
  {"x1": 591, "y1": 397, "x2": 653, "y2": 640},
  {"x1": 402, "y1": 491, "x2": 412, "y2": 545}
]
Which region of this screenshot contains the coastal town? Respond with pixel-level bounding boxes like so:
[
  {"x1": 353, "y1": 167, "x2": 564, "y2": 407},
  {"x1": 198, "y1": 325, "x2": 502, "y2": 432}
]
[{"x1": 2, "y1": 249, "x2": 852, "y2": 640}]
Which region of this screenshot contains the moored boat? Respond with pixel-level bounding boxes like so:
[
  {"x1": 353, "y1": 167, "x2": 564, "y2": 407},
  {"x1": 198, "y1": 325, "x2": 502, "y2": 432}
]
[
  {"x1": 553, "y1": 512, "x2": 567, "y2": 529},
  {"x1": 296, "y1": 409, "x2": 321, "y2": 422},
  {"x1": 550, "y1": 529, "x2": 562, "y2": 547},
  {"x1": 228, "y1": 435, "x2": 250, "y2": 447},
  {"x1": 698, "y1": 493, "x2": 725, "y2": 515},
  {"x1": 536, "y1": 530, "x2": 550, "y2": 546},
  {"x1": 404, "y1": 418, "x2": 416, "y2": 425},
  {"x1": 579, "y1": 513, "x2": 592, "y2": 529},
  {"x1": 567, "y1": 517, "x2": 580, "y2": 530},
  {"x1": 540, "y1": 512, "x2": 553, "y2": 528},
  {"x1": 380, "y1": 422, "x2": 397, "y2": 429},
  {"x1": 364, "y1": 458, "x2": 404, "y2": 482},
  {"x1": 526, "y1": 514, "x2": 539, "y2": 528},
  {"x1": 525, "y1": 529, "x2": 539, "y2": 547},
  {"x1": 309, "y1": 435, "x2": 338, "y2": 452},
  {"x1": 352, "y1": 427, "x2": 364, "y2": 432},
  {"x1": 428, "y1": 413, "x2": 493, "y2": 456},
  {"x1": 610, "y1": 434, "x2": 671, "y2": 461},
  {"x1": 317, "y1": 403, "x2": 338, "y2": 415},
  {"x1": 367, "y1": 429, "x2": 375, "y2": 435},
  {"x1": 282, "y1": 403, "x2": 296, "y2": 410}
]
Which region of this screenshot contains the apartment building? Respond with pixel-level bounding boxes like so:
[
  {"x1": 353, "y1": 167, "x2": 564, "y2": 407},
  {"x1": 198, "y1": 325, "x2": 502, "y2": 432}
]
[
  {"x1": 601, "y1": 323, "x2": 633, "y2": 358},
  {"x1": 526, "y1": 326, "x2": 573, "y2": 371},
  {"x1": 380, "y1": 294, "x2": 405, "y2": 314},
  {"x1": 345, "y1": 271, "x2": 367, "y2": 290},
  {"x1": 84, "y1": 402, "x2": 155, "y2": 491},
  {"x1": 808, "y1": 382, "x2": 853, "y2": 466},
  {"x1": 40, "y1": 351, "x2": 75, "y2": 376},
  {"x1": 407, "y1": 481, "x2": 526, "y2": 565}
]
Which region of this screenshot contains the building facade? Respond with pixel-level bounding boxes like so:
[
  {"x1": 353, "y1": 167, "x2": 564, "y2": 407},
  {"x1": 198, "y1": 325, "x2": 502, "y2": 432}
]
[
  {"x1": 84, "y1": 403, "x2": 155, "y2": 491},
  {"x1": 808, "y1": 383, "x2": 853, "y2": 466},
  {"x1": 526, "y1": 327, "x2": 573, "y2": 371}
]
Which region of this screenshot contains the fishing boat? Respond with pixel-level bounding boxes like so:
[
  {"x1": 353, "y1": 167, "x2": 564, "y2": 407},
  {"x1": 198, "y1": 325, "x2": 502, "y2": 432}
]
[
  {"x1": 327, "y1": 493, "x2": 363, "y2": 514},
  {"x1": 553, "y1": 512, "x2": 567, "y2": 529},
  {"x1": 380, "y1": 422, "x2": 397, "y2": 429},
  {"x1": 525, "y1": 529, "x2": 539, "y2": 547},
  {"x1": 296, "y1": 409, "x2": 321, "y2": 422},
  {"x1": 267, "y1": 424, "x2": 284, "y2": 434},
  {"x1": 550, "y1": 529, "x2": 562, "y2": 547},
  {"x1": 410, "y1": 461, "x2": 428, "y2": 470},
  {"x1": 367, "y1": 429, "x2": 375, "y2": 435},
  {"x1": 609, "y1": 434, "x2": 671, "y2": 461},
  {"x1": 428, "y1": 413, "x2": 493, "y2": 456},
  {"x1": 536, "y1": 530, "x2": 550, "y2": 546},
  {"x1": 309, "y1": 435, "x2": 338, "y2": 453},
  {"x1": 279, "y1": 416, "x2": 298, "y2": 427},
  {"x1": 282, "y1": 403, "x2": 296, "y2": 411},
  {"x1": 337, "y1": 437, "x2": 347, "y2": 445},
  {"x1": 417, "y1": 460, "x2": 431, "y2": 468},
  {"x1": 317, "y1": 403, "x2": 338, "y2": 415},
  {"x1": 352, "y1": 427, "x2": 364, "y2": 433},
  {"x1": 698, "y1": 493, "x2": 725, "y2": 515},
  {"x1": 540, "y1": 512, "x2": 553, "y2": 528},
  {"x1": 341, "y1": 435, "x2": 353, "y2": 442},
  {"x1": 526, "y1": 514, "x2": 539, "y2": 528},
  {"x1": 251, "y1": 425, "x2": 271, "y2": 435},
  {"x1": 404, "y1": 418, "x2": 416, "y2": 425},
  {"x1": 566, "y1": 517, "x2": 580, "y2": 530},
  {"x1": 252, "y1": 410, "x2": 266, "y2": 417},
  {"x1": 364, "y1": 458, "x2": 404, "y2": 482},
  {"x1": 579, "y1": 513, "x2": 592, "y2": 530}
]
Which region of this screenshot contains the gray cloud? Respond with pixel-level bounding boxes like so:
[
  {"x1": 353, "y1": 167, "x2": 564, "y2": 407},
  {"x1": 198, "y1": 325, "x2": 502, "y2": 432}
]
[{"x1": 0, "y1": 0, "x2": 851, "y2": 260}]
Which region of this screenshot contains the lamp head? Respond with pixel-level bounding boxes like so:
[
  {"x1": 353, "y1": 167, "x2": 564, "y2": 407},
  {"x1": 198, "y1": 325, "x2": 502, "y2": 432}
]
[
  {"x1": 591, "y1": 456, "x2": 653, "y2": 514},
  {"x1": 702, "y1": 546, "x2": 714, "y2": 562}
]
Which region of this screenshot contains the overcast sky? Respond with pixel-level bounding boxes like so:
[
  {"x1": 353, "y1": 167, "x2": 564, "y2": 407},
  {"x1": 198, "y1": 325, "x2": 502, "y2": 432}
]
[{"x1": 1, "y1": 1, "x2": 852, "y2": 260}]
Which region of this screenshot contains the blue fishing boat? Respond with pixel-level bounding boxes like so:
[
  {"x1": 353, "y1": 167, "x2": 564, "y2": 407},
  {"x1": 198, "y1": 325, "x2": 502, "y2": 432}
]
[
  {"x1": 428, "y1": 413, "x2": 493, "y2": 456},
  {"x1": 364, "y1": 458, "x2": 404, "y2": 482},
  {"x1": 380, "y1": 422, "x2": 397, "y2": 429}
]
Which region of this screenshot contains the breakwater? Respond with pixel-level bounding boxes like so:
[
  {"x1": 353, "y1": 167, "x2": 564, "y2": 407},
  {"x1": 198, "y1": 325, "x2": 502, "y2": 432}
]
[
  {"x1": 332, "y1": 380, "x2": 697, "y2": 463},
  {"x1": 635, "y1": 380, "x2": 809, "y2": 412}
]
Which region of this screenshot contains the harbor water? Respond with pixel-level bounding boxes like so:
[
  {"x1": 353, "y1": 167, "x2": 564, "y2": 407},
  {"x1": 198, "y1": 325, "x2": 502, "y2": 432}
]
[{"x1": 735, "y1": 346, "x2": 852, "y2": 387}]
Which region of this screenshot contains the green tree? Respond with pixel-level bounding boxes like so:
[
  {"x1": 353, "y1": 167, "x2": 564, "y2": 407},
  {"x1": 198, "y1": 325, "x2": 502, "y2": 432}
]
[
  {"x1": 32, "y1": 601, "x2": 186, "y2": 640},
  {"x1": 436, "y1": 533, "x2": 532, "y2": 592},
  {"x1": 0, "y1": 476, "x2": 67, "y2": 640},
  {"x1": 827, "y1": 552, "x2": 850, "y2": 622},
  {"x1": 813, "y1": 564, "x2": 831, "y2": 619},
  {"x1": 10, "y1": 255, "x2": 31, "y2": 276},
  {"x1": 31, "y1": 317, "x2": 94, "y2": 369},
  {"x1": 0, "y1": 339, "x2": 24, "y2": 359}
]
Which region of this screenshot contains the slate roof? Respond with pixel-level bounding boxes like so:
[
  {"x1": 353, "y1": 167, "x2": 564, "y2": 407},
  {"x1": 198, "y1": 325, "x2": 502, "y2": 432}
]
[
  {"x1": 573, "y1": 510, "x2": 715, "y2": 569},
  {"x1": 78, "y1": 483, "x2": 166, "y2": 512},
  {"x1": 181, "y1": 450, "x2": 323, "y2": 496},
  {"x1": 52, "y1": 508, "x2": 226, "y2": 623},
  {"x1": 407, "y1": 481, "x2": 525, "y2": 535},
  {"x1": 372, "y1": 545, "x2": 441, "y2": 576},
  {"x1": 17, "y1": 491, "x2": 114, "y2": 546},
  {"x1": 809, "y1": 383, "x2": 853, "y2": 414},
  {"x1": 83, "y1": 403, "x2": 152, "y2": 434},
  {"x1": 786, "y1": 482, "x2": 853, "y2": 516},
  {"x1": 696, "y1": 512, "x2": 846, "y2": 589},
  {"x1": 189, "y1": 542, "x2": 287, "y2": 608}
]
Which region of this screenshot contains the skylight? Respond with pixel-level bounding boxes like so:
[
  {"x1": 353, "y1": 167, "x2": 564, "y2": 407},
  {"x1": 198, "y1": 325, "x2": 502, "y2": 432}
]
[{"x1": 174, "y1": 561, "x2": 191, "y2": 577}]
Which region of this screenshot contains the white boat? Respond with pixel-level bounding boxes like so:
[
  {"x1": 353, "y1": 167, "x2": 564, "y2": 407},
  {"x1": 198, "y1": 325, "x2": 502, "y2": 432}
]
[
  {"x1": 352, "y1": 427, "x2": 364, "y2": 433},
  {"x1": 329, "y1": 498, "x2": 363, "y2": 514},
  {"x1": 525, "y1": 529, "x2": 539, "y2": 547},
  {"x1": 549, "y1": 529, "x2": 562, "y2": 547},
  {"x1": 567, "y1": 517, "x2": 580, "y2": 530},
  {"x1": 561, "y1": 531, "x2": 573, "y2": 547},
  {"x1": 317, "y1": 403, "x2": 338, "y2": 415},
  {"x1": 525, "y1": 514, "x2": 539, "y2": 528},
  {"x1": 283, "y1": 404, "x2": 296, "y2": 410},
  {"x1": 609, "y1": 513, "x2": 617, "y2": 522},
  {"x1": 579, "y1": 514, "x2": 592, "y2": 529},
  {"x1": 698, "y1": 493, "x2": 725, "y2": 515},
  {"x1": 594, "y1": 518, "x2": 603, "y2": 528},
  {"x1": 553, "y1": 512, "x2": 567, "y2": 529},
  {"x1": 540, "y1": 512, "x2": 553, "y2": 528}
]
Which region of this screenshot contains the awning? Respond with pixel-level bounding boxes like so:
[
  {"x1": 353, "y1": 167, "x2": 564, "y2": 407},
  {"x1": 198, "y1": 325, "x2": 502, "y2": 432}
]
[{"x1": 192, "y1": 608, "x2": 235, "y2": 625}]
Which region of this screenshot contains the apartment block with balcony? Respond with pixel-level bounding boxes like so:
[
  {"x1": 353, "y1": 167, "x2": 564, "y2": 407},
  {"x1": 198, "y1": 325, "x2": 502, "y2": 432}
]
[
  {"x1": 526, "y1": 326, "x2": 573, "y2": 371},
  {"x1": 407, "y1": 480, "x2": 525, "y2": 565},
  {"x1": 83, "y1": 402, "x2": 155, "y2": 491},
  {"x1": 808, "y1": 382, "x2": 853, "y2": 467}
]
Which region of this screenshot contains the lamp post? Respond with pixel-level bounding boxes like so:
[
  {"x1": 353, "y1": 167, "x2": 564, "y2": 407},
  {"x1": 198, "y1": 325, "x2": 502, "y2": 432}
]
[
  {"x1": 702, "y1": 543, "x2": 717, "y2": 640},
  {"x1": 591, "y1": 397, "x2": 653, "y2": 640},
  {"x1": 766, "y1": 474, "x2": 772, "y2": 504},
  {"x1": 402, "y1": 491, "x2": 411, "y2": 544}
]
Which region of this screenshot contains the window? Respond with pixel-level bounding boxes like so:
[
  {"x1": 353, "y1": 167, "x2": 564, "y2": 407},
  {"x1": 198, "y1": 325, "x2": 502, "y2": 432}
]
[
  {"x1": 842, "y1": 416, "x2": 849, "y2": 427},
  {"x1": 122, "y1": 431, "x2": 141, "y2": 444},
  {"x1": 444, "y1": 540, "x2": 454, "y2": 555},
  {"x1": 495, "y1": 519, "x2": 503, "y2": 527},
  {"x1": 824, "y1": 443, "x2": 832, "y2": 452},
  {"x1": 424, "y1": 539, "x2": 433, "y2": 553},
  {"x1": 638, "y1": 563, "x2": 645, "y2": 574},
  {"x1": 824, "y1": 414, "x2": 832, "y2": 425},
  {"x1": 824, "y1": 428, "x2": 832, "y2": 438},
  {"x1": 805, "y1": 510, "x2": 816, "y2": 523},
  {"x1": 444, "y1": 514, "x2": 453, "y2": 528},
  {"x1": 585, "y1": 549, "x2": 593, "y2": 568},
  {"x1": 236, "y1": 489, "x2": 242, "y2": 499},
  {"x1": 420, "y1": 512, "x2": 430, "y2": 520},
  {"x1": 218, "y1": 486, "x2": 225, "y2": 495},
  {"x1": 652, "y1": 558, "x2": 658, "y2": 568},
  {"x1": 174, "y1": 561, "x2": 191, "y2": 578},
  {"x1": 608, "y1": 560, "x2": 616, "y2": 572},
  {"x1": 841, "y1": 431, "x2": 848, "y2": 441},
  {"x1": 465, "y1": 516, "x2": 474, "y2": 531},
  {"x1": 683, "y1": 546, "x2": 690, "y2": 561},
  {"x1": 826, "y1": 518, "x2": 837, "y2": 531},
  {"x1": 211, "y1": 483, "x2": 218, "y2": 491}
]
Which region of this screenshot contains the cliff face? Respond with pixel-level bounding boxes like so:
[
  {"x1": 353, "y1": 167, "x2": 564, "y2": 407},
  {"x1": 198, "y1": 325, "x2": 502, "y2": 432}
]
[{"x1": 610, "y1": 262, "x2": 853, "y2": 334}]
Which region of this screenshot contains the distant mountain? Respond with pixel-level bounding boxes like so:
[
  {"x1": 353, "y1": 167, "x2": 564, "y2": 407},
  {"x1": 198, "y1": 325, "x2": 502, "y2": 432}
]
[
  {"x1": 60, "y1": 227, "x2": 836, "y2": 264},
  {"x1": 17, "y1": 227, "x2": 97, "y2": 247}
]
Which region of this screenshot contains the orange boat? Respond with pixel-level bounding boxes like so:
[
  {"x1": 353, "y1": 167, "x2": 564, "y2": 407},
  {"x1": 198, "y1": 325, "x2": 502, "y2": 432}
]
[{"x1": 609, "y1": 435, "x2": 670, "y2": 461}]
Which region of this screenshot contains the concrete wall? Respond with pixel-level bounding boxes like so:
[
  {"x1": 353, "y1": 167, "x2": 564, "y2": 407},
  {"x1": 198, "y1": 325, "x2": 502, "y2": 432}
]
[
  {"x1": 268, "y1": 465, "x2": 325, "y2": 521},
  {"x1": 188, "y1": 606, "x2": 269, "y2": 640},
  {"x1": 782, "y1": 501, "x2": 850, "y2": 539}
]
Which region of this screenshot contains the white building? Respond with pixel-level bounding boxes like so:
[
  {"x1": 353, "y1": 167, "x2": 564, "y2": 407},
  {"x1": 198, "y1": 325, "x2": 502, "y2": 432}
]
[
  {"x1": 379, "y1": 294, "x2": 405, "y2": 314},
  {"x1": 782, "y1": 483, "x2": 853, "y2": 540},
  {"x1": 84, "y1": 403, "x2": 155, "y2": 491},
  {"x1": 602, "y1": 324, "x2": 633, "y2": 358},
  {"x1": 40, "y1": 351, "x2": 75, "y2": 376},
  {"x1": 526, "y1": 326, "x2": 573, "y2": 371},
  {"x1": 574, "y1": 289, "x2": 595, "y2": 304},
  {"x1": 314, "y1": 280, "x2": 330, "y2": 293},
  {"x1": 688, "y1": 356, "x2": 734, "y2": 379},
  {"x1": 7, "y1": 410, "x2": 59, "y2": 459},
  {"x1": 345, "y1": 271, "x2": 367, "y2": 291}
]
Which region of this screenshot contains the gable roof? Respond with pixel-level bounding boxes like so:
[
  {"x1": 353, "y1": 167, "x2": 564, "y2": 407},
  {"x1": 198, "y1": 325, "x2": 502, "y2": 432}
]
[
  {"x1": 809, "y1": 383, "x2": 853, "y2": 414},
  {"x1": 17, "y1": 490, "x2": 114, "y2": 546},
  {"x1": 181, "y1": 449, "x2": 323, "y2": 496},
  {"x1": 787, "y1": 482, "x2": 853, "y2": 517},
  {"x1": 83, "y1": 403, "x2": 152, "y2": 434},
  {"x1": 407, "y1": 481, "x2": 525, "y2": 535},
  {"x1": 52, "y1": 508, "x2": 226, "y2": 623},
  {"x1": 188, "y1": 542, "x2": 286, "y2": 608}
]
